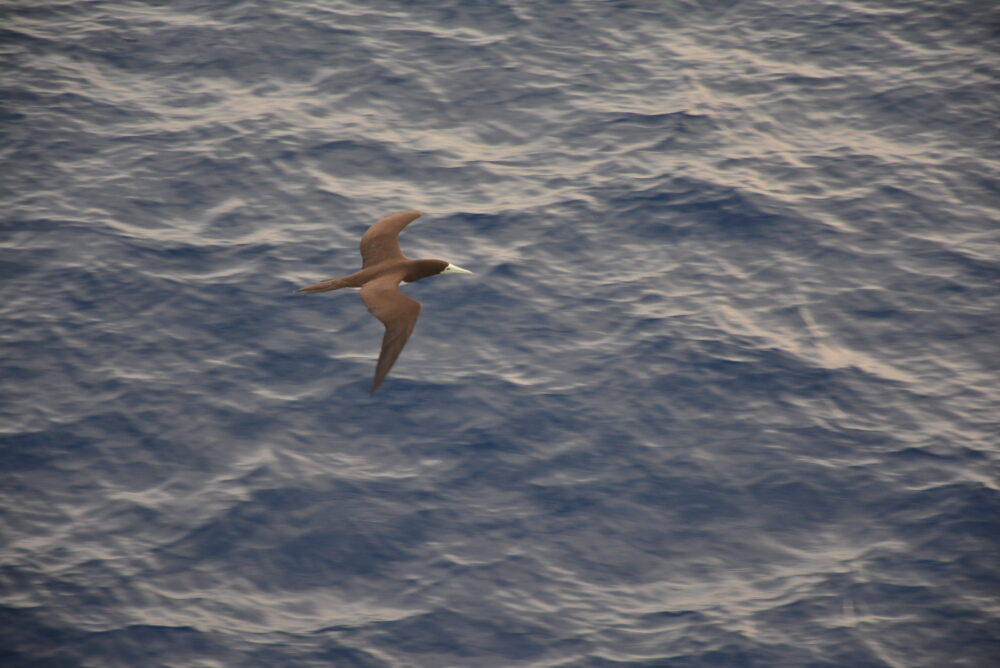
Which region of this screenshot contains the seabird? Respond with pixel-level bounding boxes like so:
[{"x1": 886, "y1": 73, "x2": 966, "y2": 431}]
[{"x1": 298, "y1": 210, "x2": 472, "y2": 393}]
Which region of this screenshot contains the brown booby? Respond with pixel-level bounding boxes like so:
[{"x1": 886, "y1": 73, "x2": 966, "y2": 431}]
[{"x1": 298, "y1": 210, "x2": 472, "y2": 393}]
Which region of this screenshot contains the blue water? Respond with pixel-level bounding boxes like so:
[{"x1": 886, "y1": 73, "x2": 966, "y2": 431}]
[{"x1": 2, "y1": 1, "x2": 999, "y2": 666}]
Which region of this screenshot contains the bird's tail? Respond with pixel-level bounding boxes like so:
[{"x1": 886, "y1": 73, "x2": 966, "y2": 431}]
[{"x1": 296, "y1": 276, "x2": 353, "y2": 294}]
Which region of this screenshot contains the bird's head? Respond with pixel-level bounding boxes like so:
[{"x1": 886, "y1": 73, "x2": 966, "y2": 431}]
[{"x1": 404, "y1": 259, "x2": 473, "y2": 283}]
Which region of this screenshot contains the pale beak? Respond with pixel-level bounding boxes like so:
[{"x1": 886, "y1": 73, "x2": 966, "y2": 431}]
[{"x1": 442, "y1": 263, "x2": 473, "y2": 275}]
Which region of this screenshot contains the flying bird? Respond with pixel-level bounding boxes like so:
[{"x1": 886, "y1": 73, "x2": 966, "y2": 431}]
[{"x1": 298, "y1": 210, "x2": 472, "y2": 393}]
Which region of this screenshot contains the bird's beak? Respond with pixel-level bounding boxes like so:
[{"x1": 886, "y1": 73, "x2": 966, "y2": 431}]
[{"x1": 442, "y1": 263, "x2": 473, "y2": 275}]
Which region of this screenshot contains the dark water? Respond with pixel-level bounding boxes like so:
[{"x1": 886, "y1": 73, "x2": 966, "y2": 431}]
[{"x1": 2, "y1": 1, "x2": 999, "y2": 666}]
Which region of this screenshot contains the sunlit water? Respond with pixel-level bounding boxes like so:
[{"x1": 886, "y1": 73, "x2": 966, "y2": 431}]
[{"x1": 2, "y1": 1, "x2": 998, "y2": 666}]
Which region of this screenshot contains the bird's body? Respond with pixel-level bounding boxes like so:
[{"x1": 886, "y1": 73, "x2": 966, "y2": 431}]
[{"x1": 297, "y1": 210, "x2": 471, "y2": 393}]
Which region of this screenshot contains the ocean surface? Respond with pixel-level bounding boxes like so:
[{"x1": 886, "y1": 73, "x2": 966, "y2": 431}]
[{"x1": 2, "y1": 1, "x2": 999, "y2": 666}]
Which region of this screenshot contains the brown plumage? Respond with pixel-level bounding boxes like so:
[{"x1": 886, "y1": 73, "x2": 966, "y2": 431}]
[{"x1": 298, "y1": 210, "x2": 472, "y2": 393}]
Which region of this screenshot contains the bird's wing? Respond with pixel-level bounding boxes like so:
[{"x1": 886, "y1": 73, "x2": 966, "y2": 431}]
[
  {"x1": 359, "y1": 210, "x2": 422, "y2": 268},
  {"x1": 360, "y1": 274, "x2": 422, "y2": 393}
]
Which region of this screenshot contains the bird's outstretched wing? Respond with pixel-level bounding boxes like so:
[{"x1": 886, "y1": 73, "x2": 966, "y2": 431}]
[
  {"x1": 360, "y1": 210, "x2": 422, "y2": 268},
  {"x1": 360, "y1": 274, "x2": 422, "y2": 393}
]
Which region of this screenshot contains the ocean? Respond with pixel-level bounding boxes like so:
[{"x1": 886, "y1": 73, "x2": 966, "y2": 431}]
[{"x1": 2, "y1": 1, "x2": 998, "y2": 666}]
